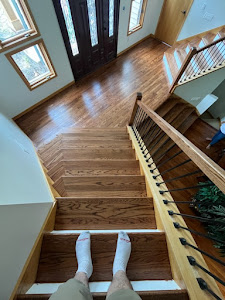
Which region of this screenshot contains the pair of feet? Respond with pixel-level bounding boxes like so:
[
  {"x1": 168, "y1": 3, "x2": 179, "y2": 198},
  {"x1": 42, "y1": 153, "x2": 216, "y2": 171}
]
[{"x1": 76, "y1": 231, "x2": 131, "y2": 278}]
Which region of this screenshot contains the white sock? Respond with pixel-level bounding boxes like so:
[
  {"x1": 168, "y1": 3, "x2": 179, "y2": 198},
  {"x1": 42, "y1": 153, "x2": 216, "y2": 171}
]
[
  {"x1": 113, "y1": 231, "x2": 131, "y2": 276},
  {"x1": 76, "y1": 231, "x2": 93, "y2": 278}
]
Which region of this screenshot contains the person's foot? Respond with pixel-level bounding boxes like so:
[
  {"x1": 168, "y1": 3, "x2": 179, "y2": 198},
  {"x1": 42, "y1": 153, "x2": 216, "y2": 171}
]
[
  {"x1": 206, "y1": 137, "x2": 212, "y2": 141},
  {"x1": 206, "y1": 144, "x2": 211, "y2": 149},
  {"x1": 76, "y1": 231, "x2": 93, "y2": 278},
  {"x1": 113, "y1": 231, "x2": 131, "y2": 276}
]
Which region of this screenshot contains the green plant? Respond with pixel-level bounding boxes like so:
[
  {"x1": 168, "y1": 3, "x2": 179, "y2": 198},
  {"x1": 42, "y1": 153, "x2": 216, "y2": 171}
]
[{"x1": 193, "y1": 181, "x2": 225, "y2": 255}]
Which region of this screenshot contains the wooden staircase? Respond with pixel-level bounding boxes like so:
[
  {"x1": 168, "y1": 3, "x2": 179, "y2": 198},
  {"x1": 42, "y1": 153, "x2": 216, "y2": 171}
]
[
  {"x1": 163, "y1": 27, "x2": 225, "y2": 85},
  {"x1": 17, "y1": 128, "x2": 189, "y2": 299}
]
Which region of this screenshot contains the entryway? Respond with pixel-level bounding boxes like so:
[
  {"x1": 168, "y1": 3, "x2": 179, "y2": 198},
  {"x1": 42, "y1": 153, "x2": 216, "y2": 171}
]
[{"x1": 53, "y1": 0, "x2": 120, "y2": 80}]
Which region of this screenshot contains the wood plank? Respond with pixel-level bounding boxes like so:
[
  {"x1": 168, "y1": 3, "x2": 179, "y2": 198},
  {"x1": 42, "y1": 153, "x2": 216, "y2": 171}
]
[
  {"x1": 17, "y1": 289, "x2": 189, "y2": 300},
  {"x1": 36, "y1": 232, "x2": 172, "y2": 282},
  {"x1": 55, "y1": 197, "x2": 156, "y2": 230},
  {"x1": 137, "y1": 101, "x2": 225, "y2": 195},
  {"x1": 63, "y1": 160, "x2": 140, "y2": 176},
  {"x1": 48, "y1": 159, "x2": 141, "y2": 182},
  {"x1": 61, "y1": 138, "x2": 132, "y2": 148},
  {"x1": 61, "y1": 148, "x2": 135, "y2": 160},
  {"x1": 59, "y1": 175, "x2": 147, "y2": 197},
  {"x1": 127, "y1": 126, "x2": 224, "y2": 299}
]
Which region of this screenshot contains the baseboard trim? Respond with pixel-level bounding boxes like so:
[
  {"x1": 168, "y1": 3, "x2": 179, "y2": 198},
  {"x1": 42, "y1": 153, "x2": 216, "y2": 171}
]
[
  {"x1": 176, "y1": 25, "x2": 225, "y2": 44},
  {"x1": 117, "y1": 34, "x2": 154, "y2": 57},
  {"x1": 13, "y1": 80, "x2": 75, "y2": 120}
]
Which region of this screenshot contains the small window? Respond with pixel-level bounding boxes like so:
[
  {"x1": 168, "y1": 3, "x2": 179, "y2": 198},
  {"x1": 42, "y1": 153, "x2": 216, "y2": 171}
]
[
  {"x1": 6, "y1": 39, "x2": 56, "y2": 90},
  {"x1": 128, "y1": 0, "x2": 147, "y2": 35},
  {"x1": 109, "y1": 0, "x2": 114, "y2": 37},
  {"x1": 0, "y1": 0, "x2": 39, "y2": 52}
]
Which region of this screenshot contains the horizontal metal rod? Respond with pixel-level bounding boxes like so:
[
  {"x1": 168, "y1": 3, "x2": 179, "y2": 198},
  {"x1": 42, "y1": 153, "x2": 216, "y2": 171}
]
[
  {"x1": 151, "y1": 150, "x2": 183, "y2": 172},
  {"x1": 163, "y1": 200, "x2": 195, "y2": 205},
  {"x1": 156, "y1": 170, "x2": 202, "y2": 185},
  {"x1": 159, "y1": 183, "x2": 214, "y2": 194},
  {"x1": 153, "y1": 159, "x2": 192, "y2": 179},
  {"x1": 168, "y1": 211, "x2": 225, "y2": 224},
  {"x1": 188, "y1": 256, "x2": 225, "y2": 287},
  {"x1": 180, "y1": 238, "x2": 225, "y2": 266},
  {"x1": 173, "y1": 222, "x2": 225, "y2": 244}
]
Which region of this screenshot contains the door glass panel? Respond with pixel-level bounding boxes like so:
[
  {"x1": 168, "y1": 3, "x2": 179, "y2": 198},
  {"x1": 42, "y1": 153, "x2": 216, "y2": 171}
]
[
  {"x1": 60, "y1": 0, "x2": 79, "y2": 56},
  {"x1": 87, "y1": 0, "x2": 98, "y2": 47},
  {"x1": 109, "y1": 0, "x2": 114, "y2": 37}
]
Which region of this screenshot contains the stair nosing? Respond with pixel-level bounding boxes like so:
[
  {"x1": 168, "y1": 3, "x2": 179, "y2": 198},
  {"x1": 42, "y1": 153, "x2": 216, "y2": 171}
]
[
  {"x1": 26, "y1": 280, "x2": 182, "y2": 294},
  {"x1": 50, "y1": 229, "x2": 163, "y2": 234}
]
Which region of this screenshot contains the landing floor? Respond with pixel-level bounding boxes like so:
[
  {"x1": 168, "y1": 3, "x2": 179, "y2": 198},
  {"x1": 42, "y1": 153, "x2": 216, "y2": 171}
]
[{"x1": 16, "y1": 37, "x2": 170, "y2": 148}]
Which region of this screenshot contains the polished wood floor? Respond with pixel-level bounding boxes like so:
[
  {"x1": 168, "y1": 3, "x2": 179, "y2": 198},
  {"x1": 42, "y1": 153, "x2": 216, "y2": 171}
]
[{"x1": 16, "y1": 37, "x2": 170, "y2": 148}]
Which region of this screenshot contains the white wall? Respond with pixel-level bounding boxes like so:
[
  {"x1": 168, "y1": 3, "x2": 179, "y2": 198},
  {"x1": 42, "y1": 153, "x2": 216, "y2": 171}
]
[
  {"x1": 0, "y1": 113, "x2": 54, "y2": 205},
  {"x1": 174, "y1": 68, "x2": 225, "y2": 107},
  {"x1": 0, "y1": 113, "x2": 54, "y2": 299},
  {"x1": 0, "y1": 0, "x2": 74, "y2": 118},
  {"x1": 177, "y1": 0, "x2": 225, "y2": 41},
  {"x1": 117, "y1": 0, "x2": 164, "y2": 54},
  {"x1": 208, "y1": 79, "x2": 225, "y2": 120}
]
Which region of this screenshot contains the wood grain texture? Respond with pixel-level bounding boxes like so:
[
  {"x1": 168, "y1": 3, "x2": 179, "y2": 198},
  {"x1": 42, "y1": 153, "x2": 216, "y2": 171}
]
[
  {"x1": 36, "y1": 232, "x2": 172, "y2": 282},
  {"x1": 61, "y1": 148, "x2": 135, "y2": 160},
  {"x1": 55, "y1": 197, "x2": 156, "y2": 230},
  {"x1": 128, "y1": 126, "x2": 224, "y2": 299},
  {"x1": 138, "y1": 101, "x2": 225, "y2": 195},
  {"x1": 16, "y1": 289, "x2": 189, "y2": 300},
  {"x1": 56, "y1": 175, "x2": 147, "y2": 198},
  {"x1": 49, "y1": 159, "x2": 140, "y2": 182},
  {"x1": 16, "y1": 37, "x2": 170, "y2": 149}
]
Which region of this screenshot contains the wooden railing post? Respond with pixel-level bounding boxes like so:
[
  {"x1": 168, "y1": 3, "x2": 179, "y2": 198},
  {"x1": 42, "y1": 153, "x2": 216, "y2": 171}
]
[
  {"x1": 169, "y1": 47, "x2": 197, "y2": 94},
  {"x1": 129, "y1": 92, "x2": 142, "y2": 125}
]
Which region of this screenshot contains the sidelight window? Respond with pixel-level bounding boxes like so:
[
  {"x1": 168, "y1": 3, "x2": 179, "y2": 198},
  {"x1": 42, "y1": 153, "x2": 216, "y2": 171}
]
[
  {"x1": 87, "y1": 0, "x2": 98, "y2": 47},
  {"x1": 109, "y1": 0, "x2": 114, "y2": 37},
  {"x1": 128, "y1": 0, "x2": 147, "y2": 35},
  {"x1": 60, "y1": 0, "x2": 79, "y2": 56},
  {"x1": 6, "y1": 39, "x2": 56, "y2": 90},
  {"x1": 0, "y1": 0, "x2": 39, "y2": 51}
]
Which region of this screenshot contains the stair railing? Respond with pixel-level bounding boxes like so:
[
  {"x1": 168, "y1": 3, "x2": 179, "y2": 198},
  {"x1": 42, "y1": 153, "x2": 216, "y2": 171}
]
[
  {"x1": 128, "y1": 93, "x2": 225, "y2": 300},
  {"x1": 170, "y1": 36, "x2": 225, "y2": 93}
]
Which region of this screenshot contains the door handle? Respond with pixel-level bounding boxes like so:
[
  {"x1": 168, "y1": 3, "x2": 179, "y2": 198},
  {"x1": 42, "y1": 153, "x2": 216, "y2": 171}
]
[{"x1": 181, "y1": 10, "x2": 186, "y2": 14}]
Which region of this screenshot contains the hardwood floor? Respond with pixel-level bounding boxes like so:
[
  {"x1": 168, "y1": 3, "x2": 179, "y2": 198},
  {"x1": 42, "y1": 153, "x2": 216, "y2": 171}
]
[{"x1": 15, "y1": 37, "x2": 170, "y2": 148}]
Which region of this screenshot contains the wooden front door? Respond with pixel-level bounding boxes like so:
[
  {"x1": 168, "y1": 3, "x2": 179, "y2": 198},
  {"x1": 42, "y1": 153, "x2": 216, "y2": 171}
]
[
  {"x1": 155, "y1": 0, "x2": 193, "y2": 46},
  {"x1": 53, "y1": 0, "x2": 120, "y2": 80}
]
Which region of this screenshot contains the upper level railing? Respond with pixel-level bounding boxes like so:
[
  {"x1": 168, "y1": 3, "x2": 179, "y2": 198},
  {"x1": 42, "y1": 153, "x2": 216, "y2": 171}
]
[
  {"x1": 128, "y1": 93, "x2": 225, "y2": 300},
  {"x1": 170, "y1": 36, "x2": 225, "y2": 93}
]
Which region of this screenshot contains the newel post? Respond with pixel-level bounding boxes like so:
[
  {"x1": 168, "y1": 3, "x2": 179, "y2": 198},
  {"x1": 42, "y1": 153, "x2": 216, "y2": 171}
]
[{"x1": 129, "y1": 92, "x2": 142, "y2": 126}]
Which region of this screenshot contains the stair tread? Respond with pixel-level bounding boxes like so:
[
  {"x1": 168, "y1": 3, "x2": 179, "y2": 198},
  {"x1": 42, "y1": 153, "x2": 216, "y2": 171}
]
[
  {"x1": 36, "y1": 232, "x2": 172, "y2": 282},
  {"x1": 17, "y1": 289, "x2": 189, "y2": 300},
  {"x1": 61, "y1": 148, "x2": 136, "y2": 160},
  {"x1": 61, "y1": 128, "x2": 127, "y2": 133},
  {"x1": 48, "y1": 159, "x2": 141, "y2": 181},
  {"x1": 156, "y1": 98, "x2": 179, "y2": 117},
  {"x1": 61, "y1": 138, "x2": 132, "y2": 148},
  {"x1": 55, "y1": 197, "x2": 156, "y2": 230},
  {"x1": 54, "y1": 175, "x2": 147, "y2": 197}
]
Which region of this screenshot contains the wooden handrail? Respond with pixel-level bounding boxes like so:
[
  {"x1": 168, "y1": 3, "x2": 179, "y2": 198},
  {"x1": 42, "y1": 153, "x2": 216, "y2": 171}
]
[
  {"x1": 170, "y1": 36, "x2": 225, "y2": 93},
  {"x1": 196, "y1": 36, "x2": 225, "y2": 53},
  {"x1": 169, "y1": 47, "x2": 197, "y2": 93},
  {"x1": 128, "y1": 92, "x2": 142, "y2": 125},
  {"x1": 137, "y1": 101, "x2": 225, "y2": 194}
]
